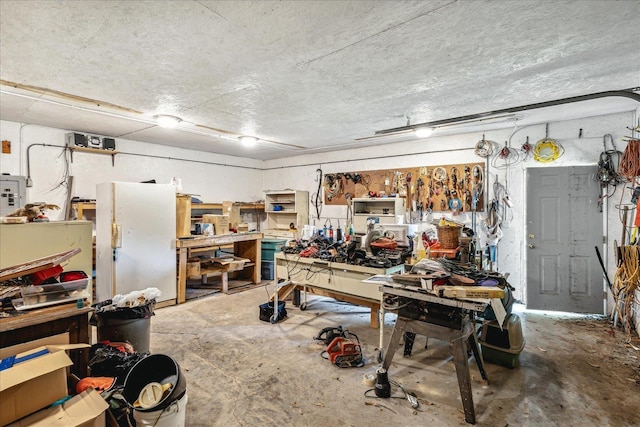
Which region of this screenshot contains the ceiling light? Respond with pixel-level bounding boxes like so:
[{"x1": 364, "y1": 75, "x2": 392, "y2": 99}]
[
  {"x1": 414, "y1": 126, "x2": 434, "y2": 138},
  {"x1": 239, "y1": 136, "x2": 258, "y2": 147},
  {"x1": 154, "y1": 114, "x2": 182, "y2": 128}
]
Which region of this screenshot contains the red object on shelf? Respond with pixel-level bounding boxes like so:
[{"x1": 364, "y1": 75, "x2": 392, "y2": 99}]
[
  {"x1": 429, "y1": 246, "x2": 460, "y2": 259},
  {"x1": 29, "y1": 264, "x2": 63, "y2": 285},
  {"x1": 59, "y1": 270, "x2": 88, "y2": 282}
]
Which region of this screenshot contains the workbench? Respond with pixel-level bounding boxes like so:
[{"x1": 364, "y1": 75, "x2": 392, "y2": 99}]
[
  {"x1": 176, "y1": 232, "x2": 263, "y2": 303},
  {"x1": 379, "y1": 282, "x2": 489, "y2": 424},
  {"x1": 273, "y1": 252, "x2": 404, "y2": 327},
  {"x1": 0, "y1": 303, "x2": 92, "y2": 377}
]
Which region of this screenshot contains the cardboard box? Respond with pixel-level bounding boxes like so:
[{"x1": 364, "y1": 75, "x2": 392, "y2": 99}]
[
  {"x1": 176, "y1": 194, "x2": 192, "y2": 238},
  {"x1": 186, "y1": 258, "x2": 201, "y2": 277},
  {"x1": 223, "y1": 201, "x2": 242, "y2": 228},
  {"x1": 0, "y1": 333, "x2": 69, "y2": 359},
  {"x1": 0, "y1": 342, "x2": 89, "y2": 426},
  {"x1": 202, "y1": 214, "x2": 230, "y2": 235},
  {"x1": 7, "y1": 389, "x2": 108, "y2": 427}
]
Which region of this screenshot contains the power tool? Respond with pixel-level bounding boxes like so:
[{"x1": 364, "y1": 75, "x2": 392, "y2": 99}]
[{"x1": 326, "y1": 335, "x2": 364, "y2": 368}]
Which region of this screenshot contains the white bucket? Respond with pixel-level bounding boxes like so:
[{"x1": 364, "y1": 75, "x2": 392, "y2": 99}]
[{"x1": 133, "y1": 392, "x2": 188, "y2": 427}]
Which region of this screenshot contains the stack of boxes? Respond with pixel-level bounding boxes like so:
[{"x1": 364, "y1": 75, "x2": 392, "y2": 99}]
[{"x1": 0, "y1": 334, "x2": 108, "y2": 426}]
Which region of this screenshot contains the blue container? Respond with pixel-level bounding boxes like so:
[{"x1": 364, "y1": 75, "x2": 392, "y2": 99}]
[
  {"x1": 261, "y1": 260, "x2": 275, "y2": 281},
  {"x1": 261, "y1": 239, "x2": 286, "y2": 262}
]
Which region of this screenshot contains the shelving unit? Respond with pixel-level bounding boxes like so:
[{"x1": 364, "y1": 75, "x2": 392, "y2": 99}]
[
  {"x1": 264, "y1": 190, "x2": 309, "y2": 239},
  {"x1": 352, "y1": 197, "x2": 405, "y2": 234},
  {"x1": 176, "y1": 195, "x2": 264, "y2": 238}
]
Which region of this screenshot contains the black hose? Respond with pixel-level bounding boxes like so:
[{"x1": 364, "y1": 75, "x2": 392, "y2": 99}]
[{"x1": 314, "y1": 168, "x2": 323, "y2": 218}]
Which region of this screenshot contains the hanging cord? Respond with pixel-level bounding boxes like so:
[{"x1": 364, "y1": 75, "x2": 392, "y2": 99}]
[
  {"x1": 618, "y1": 138, "x2": 640, "y2": 181},
  {"x1": 612, "y1": 245, "x2": 639, "y2": 343},
  {"x1": 597, "y1": 134, "x2": 625, "y2": 186},
  {"x1": 520, "y1": 136, "x2": 532, "y2": 161},
  {"x1": 492, "y1": 180, "x2": 513, "y2": 225},
  {"x1": 345, "y1": 192, "x2": 353, "y2": 227},
  {"x1": 533, "y1": 124, "x2": 564, "y2": 163},
  {"x1": 311, "y1": 168, "x2": 323, "y2": 219},
  {"x1": 470, "y1": 165, "x2": 484, "y2": 211},
  {"x1": 491, "y1": 141, "x2": 520, "y2": 169},
  {"x1": 491, "y1": 122, "x2": 522, "y2": 169},
  {"x1": 615, "y1": 183, "x2": 638, "y2": 245},
  {"x1": 474, "y1": 134, "x2": 496, "y2": 158}
]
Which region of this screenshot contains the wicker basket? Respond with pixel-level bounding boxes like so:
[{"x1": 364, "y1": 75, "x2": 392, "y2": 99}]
[{"x1": 437, "y1": 225, "x2": 462, "y2": 249}]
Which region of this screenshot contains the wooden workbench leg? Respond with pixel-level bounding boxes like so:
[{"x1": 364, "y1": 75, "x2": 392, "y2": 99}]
[
  {"x1": 222, "y1": 272, "x2": 229, "y2": 294},
  {"x1": 177, "y1": 248, "x2": 188, "y2": 304},
  {"x1": 74, "y1": 312, "x2": 90, "y2": 377},
  {"x1": 382, "y1": 317, "x2": 408, "y2": 370},
  {"x1": 253, "y1": 239, "x2": 261, "y2": 284},
  {"x1": 370, "y1": 305, "x2": 380, "y2": 329},
  {"x1": 452, "y1": 337, "x2": 476, "y2": 424}
]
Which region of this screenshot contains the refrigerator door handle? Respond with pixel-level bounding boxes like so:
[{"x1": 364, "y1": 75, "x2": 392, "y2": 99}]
[{"x1": 111, "y1": 223, "x2": 122, "y2": 248}]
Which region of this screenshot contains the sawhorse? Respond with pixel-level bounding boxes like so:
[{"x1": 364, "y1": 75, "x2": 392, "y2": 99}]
[{"x1": 382, "y1": 314, "x2": 488, "y2": 424}]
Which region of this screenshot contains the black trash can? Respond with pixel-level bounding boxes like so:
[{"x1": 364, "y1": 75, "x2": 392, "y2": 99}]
[{"x1": 91, "y1": 300, "x2": 156, "y2": 353}]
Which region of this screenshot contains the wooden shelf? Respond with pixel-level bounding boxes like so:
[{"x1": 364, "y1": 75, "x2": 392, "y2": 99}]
[
  {"x1": 68, "y1": 146, "x2": 118, "y2": 166},
  {"x1": 264, "y1": 190, "x2": 309, "y2": 238},
  {"x1": 176, "y1": 196, "x2": 265, "y2": 238},
  {"x1": 191, "y1": 202, "x2": 264, "y2": 210},
  {"x1": 71, "y1": 202, "x2": 96, "y2": 220}
]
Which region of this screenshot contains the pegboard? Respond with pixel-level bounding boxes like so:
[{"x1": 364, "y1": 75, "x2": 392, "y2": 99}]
[{"x1": 323, "y1": 163, "x2": 485, "y2": 213}]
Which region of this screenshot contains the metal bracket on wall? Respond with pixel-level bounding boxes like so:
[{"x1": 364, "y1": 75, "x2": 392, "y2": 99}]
[{"x1": 68, "y1": 146, "x2": 118, "y2": 166}]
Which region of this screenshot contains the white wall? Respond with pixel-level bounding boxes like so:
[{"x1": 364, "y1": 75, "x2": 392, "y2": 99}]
[
  {"x1": 0, "y1": 121, "x2": 264, "y2": 223},
  {"x1": 263, "y1": 111, "x2": 637, "y2": 322}
]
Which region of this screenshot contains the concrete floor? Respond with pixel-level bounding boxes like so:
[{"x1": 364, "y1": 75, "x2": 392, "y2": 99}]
[{"x1": 146, "y1": 285, "x2": 640, "y2": 427}]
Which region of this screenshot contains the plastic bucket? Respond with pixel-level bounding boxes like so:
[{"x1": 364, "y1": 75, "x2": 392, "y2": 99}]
[
  {"x1": 92, "y1": 300, "x2": 155, "y2": 353},
  {"x1": 261, "y1": 239, "x2": 286, "y2": 262},
  {"x1": 123, "y1": 354, "x2": 187, "y2": 413},
  {"x1": 96, "y1": 317, "x2": 151, "y2": 353},
  {"x1": 133, "y1": 392, "x2": 188, "y2": 427}
]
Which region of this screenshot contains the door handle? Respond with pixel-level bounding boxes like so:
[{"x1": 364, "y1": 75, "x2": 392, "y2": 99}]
[
  {"x1": 111, "y1": 223, "x2": 122, "y2": 248},
  {"x1": 528, "y1": 244, "x2": 535, "y2": 249}
]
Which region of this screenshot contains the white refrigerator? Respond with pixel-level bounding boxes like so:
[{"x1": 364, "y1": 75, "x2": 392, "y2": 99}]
[{"x1": 96, "y1": 182, "x2": 176, "y2": 304}]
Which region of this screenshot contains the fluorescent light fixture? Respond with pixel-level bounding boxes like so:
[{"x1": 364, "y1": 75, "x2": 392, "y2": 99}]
[
  {"x1": 239, "y1": 136, "x2": 258, "y2": 147},
  {"x1": 414, "y1": 126, "x2": 434, "y2": 138},
  {"x1": 154, "y1": 114, "x2": 182, "y2": 128}
]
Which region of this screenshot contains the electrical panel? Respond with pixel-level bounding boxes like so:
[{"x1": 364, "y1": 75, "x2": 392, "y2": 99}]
[
  {"x1": 0, "y1": 175, "x2": 26, "y2": 216},
  {"x1": 65, "y1": 132, "x2": 116, "y2": 151}
]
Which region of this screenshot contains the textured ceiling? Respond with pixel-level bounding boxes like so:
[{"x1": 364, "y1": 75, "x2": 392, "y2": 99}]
[{"x1": 1, "y1": 0, "x2": 639, "y2": 160}]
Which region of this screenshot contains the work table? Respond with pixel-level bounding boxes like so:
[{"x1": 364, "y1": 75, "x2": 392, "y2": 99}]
[{"x1": 176, "y1": 232, "x2": 263, "y2": 303}]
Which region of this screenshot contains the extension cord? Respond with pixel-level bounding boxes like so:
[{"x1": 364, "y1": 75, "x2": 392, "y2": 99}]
[{"x1": 406, "y1": 393, "x2": 419, "y2": 408}]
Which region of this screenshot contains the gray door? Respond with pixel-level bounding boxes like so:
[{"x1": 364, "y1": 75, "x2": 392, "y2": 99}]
[{"x1": 526, "y1": 166, "x2": 603, "y2": 313}]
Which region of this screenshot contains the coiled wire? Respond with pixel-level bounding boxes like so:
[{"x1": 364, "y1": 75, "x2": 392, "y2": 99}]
[
  {"x1": 474, "y1": 136, "x2": 495, "y2": 158},
  {"x1": 618, "y1": 139, "x2": 640, "y2": 181},
  {"x1": 533, "y1": 137, "x2": 564, "y2": 163}
]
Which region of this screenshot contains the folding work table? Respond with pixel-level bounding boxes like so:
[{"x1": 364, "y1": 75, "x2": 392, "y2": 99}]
[
  {"x1": 273, "y1": 252, "x2": 404, "y2": 327},
  {"x1": 379, "y1": 283, "x2": 489, "y2": 424}
]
